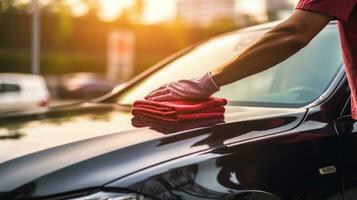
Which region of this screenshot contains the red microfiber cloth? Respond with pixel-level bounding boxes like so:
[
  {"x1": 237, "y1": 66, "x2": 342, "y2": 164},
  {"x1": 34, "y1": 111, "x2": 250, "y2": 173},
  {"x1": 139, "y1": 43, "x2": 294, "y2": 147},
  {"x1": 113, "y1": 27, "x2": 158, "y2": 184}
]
[
  {"x1": 132, "y1": 97, "x2": 227, "y2": 122},
  {"x1": 132, "y1": 115, "x2": 224, "y2": 134}
]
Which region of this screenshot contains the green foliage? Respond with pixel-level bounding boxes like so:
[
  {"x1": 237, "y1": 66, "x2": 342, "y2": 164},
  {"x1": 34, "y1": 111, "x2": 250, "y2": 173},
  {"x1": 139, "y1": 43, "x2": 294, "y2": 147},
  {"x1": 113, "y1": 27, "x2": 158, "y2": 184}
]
[
  {"x1": 0, "y1": 1, "x2": 241, "y2": 77},
  {"x1": 56, "y1": 13, "x2": 73, "y2": 47}
]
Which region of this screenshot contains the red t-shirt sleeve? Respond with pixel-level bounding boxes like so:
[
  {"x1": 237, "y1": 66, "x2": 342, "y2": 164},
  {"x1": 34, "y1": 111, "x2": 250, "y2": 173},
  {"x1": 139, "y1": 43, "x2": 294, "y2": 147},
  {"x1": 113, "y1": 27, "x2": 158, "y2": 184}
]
[{"x1": 296, "y1": 0, "x2": 357, "y2": 22}]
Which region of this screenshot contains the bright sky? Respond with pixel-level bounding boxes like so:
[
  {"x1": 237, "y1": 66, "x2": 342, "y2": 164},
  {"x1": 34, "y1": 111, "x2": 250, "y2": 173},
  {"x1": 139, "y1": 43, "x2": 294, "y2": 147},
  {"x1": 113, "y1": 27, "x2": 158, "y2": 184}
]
[
  {"x1": 97, "y1": 0, "x2": 177, "y2": 23},
  {"x1": 236, "y1": 0, "x2": 267, "y2": 21},
  {"x1": 97, "y1": 0, "x2": 298, "y2": 23},
  {"x1": 96, "y1": 0, "x2": 267, "y2": 23},
  {"x1": 15, "y1": 0, "x2": 298, "y2": 23}
]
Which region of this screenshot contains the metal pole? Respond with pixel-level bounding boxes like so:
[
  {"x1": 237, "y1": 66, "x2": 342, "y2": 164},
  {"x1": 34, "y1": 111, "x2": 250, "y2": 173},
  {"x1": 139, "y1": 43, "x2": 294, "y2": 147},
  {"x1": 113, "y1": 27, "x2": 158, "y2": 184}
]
[{"x1": 31, "y1": 0, "x2": 40, "y2": 74}]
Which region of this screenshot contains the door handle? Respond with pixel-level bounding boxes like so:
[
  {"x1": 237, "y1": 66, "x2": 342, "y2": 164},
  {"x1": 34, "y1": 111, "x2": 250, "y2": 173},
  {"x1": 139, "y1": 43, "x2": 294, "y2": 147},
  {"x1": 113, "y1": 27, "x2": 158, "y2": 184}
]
[{"x1": 319, "y1": 166, "x2": 336, "y2": 175}]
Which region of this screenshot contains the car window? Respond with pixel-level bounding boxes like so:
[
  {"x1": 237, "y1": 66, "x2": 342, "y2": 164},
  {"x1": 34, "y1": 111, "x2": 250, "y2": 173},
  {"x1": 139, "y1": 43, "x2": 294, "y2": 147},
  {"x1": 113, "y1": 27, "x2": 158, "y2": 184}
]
[
  {"x1": 117, "y1": 25, "x2": 342, "y2": 108},
  {"x1": 0, "y1": 83, "x2": 21, "y2": 93}
]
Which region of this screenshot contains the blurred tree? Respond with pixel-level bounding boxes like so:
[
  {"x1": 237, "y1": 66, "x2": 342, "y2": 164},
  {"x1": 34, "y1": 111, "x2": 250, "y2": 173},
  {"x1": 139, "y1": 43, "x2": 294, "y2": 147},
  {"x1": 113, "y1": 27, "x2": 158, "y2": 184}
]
[
  {"x1": 209, "y1": 18, "x2": 237, "y2": 32},
  {"x1": 130, "y1": 0, "x2": 145, "y2": 23},
  {"x1": 0, "y1": 1, "x2": 4, "y2": 12},
  {"x1": 0, "y1": 0, "x2": 246, "y2": 77},
  {"x1": 0, "y1": 0, "x2": 146, "y2": 23},
  {"x1": 81, "y1": 0, "x2": 100, "y2": 15},
  {"x1": 56, "y1": 12, "x2": 73, "y2": 48},
  {"x1": 1, "y1": 0, "x2": 23, "y2": 12},
  {"x1": 113, "y1": 8, "x2": 131, "y2": 27},
  {"x1": 168, "y1": 17, "x2": 189, "y2": 50}
]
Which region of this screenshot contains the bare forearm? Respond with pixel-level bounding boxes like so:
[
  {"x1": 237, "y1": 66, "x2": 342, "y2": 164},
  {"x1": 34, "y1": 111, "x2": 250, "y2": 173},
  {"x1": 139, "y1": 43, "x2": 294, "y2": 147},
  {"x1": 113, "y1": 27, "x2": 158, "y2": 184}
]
[
  {"x1": 211, "y1": 27, "x2": 306, "y2": 86},
  {"x1": 211, "y1": 10, "x2": 331, "y2": 87}
]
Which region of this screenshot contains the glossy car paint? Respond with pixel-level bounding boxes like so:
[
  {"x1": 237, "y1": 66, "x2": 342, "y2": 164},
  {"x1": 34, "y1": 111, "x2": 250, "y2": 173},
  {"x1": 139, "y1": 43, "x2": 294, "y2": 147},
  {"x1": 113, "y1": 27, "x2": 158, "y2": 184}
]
[
  {"x1": 108, "y1": 73, "x2": 350, "y2": 200},
  {"x1": 0, "y1": 103, "x2": 306, "y2": 199},
  {"x1": 0, "y1": 22, "x2": 354, "y2": 200}
]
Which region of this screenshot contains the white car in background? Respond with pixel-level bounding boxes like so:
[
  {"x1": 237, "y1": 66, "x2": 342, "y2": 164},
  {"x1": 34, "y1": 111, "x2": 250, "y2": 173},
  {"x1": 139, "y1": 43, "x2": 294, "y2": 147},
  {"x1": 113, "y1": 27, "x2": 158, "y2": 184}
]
[{"x1": 0, "y1": 73, "x2": 50, "y2": 112}]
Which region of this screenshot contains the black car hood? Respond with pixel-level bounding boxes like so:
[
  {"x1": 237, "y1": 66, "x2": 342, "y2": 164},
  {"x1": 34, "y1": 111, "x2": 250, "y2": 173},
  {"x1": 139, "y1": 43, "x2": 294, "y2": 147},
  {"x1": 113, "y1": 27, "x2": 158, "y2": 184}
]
[{"x1": 0, "y1": 103, "x2": 306, "y2": 199}]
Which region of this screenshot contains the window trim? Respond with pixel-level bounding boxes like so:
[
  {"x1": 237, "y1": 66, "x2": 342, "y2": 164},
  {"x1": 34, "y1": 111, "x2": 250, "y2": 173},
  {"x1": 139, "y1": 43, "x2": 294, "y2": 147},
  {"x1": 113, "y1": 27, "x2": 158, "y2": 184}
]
[{"x1": 303, "y1": 64, "x2": 345, "y2": 109}]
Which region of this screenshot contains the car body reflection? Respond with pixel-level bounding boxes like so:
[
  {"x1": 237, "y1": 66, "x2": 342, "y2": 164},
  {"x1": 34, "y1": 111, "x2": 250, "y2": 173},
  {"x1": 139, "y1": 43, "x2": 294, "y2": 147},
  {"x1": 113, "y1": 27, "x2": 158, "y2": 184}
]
[{"x1": 131, "y1": 115, "x2": 225, "y2": 134}]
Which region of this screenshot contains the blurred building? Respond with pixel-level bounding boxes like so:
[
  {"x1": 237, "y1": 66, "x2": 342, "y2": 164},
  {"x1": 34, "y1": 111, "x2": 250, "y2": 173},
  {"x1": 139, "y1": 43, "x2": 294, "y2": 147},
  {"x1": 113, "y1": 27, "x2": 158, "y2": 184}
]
[
  {"x1": 177, "y1": 0, "x2": 238, "y2": 27},
  {"x1": 235, "y1": 0, "x2": 268, "y2": 25},
  {"x1": 266, "y1": 0, "x2": 295, "y2": 20}
]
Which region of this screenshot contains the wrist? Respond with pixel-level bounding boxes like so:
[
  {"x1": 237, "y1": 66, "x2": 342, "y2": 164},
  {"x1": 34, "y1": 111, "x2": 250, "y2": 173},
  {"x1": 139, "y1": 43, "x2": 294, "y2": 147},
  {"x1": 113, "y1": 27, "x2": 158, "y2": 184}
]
[
  {"x1": 197, "y1": 72, "x2": 220, "y2": 95},
  {"x1": 211, "y1": 70, "x2": 224, "y2": 87}
]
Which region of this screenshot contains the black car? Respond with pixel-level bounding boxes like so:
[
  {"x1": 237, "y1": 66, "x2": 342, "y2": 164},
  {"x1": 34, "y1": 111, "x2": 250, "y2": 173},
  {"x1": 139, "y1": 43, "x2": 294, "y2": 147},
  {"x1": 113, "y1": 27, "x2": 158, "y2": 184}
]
[{"x1": 0, "y1": 21, "x2": 355, "y2": 200}]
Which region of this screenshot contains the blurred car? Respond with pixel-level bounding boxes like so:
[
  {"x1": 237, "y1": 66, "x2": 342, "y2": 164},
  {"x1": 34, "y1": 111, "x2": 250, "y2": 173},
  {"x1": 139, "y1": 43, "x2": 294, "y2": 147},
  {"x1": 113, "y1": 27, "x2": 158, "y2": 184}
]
[
  {"x1": 1, "y1": 21, "x2": 356, "y2": 200},
  {"x1": 0, "y1": 73, "x2": 49, "y2": 113},
  {"x1": 58, "y1": 73, "x2": 115, "y2": 99}
]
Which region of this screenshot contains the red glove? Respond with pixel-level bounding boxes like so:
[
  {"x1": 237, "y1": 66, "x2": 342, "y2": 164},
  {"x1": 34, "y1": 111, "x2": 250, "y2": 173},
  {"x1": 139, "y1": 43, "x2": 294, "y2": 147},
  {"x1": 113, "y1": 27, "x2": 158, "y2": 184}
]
[{"x1": 145, "y1": 72, "x2": 220, "y2": 101}]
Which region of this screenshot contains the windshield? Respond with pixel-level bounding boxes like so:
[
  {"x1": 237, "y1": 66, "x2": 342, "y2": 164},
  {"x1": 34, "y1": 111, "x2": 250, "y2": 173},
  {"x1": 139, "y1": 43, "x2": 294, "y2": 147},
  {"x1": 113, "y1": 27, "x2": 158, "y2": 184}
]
[{"x1": 117, "y1": 25, "x2": 342, "y2": 107}]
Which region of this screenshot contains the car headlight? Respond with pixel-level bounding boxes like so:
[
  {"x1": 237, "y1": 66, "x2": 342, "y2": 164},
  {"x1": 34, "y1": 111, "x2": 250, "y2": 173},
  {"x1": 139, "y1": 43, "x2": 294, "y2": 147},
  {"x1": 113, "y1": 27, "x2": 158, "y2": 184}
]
[{"x1": 69, "y1": 191, "x2": 149, "y2": 200}]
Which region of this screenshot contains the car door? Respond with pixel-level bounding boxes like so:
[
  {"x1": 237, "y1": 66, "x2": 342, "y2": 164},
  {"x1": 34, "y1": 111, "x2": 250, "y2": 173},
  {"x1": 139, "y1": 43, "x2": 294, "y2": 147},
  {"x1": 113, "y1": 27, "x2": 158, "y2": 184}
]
[{"x1": 336, "y1": 99, "x2": 357, "y2": 199}]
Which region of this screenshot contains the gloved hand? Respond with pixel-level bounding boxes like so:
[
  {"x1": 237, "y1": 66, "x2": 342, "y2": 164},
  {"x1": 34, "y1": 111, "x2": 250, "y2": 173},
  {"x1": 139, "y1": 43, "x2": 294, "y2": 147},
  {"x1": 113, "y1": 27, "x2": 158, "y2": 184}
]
[{"x1": 145, "y1": 72, "x2": 220, "y2": 101}]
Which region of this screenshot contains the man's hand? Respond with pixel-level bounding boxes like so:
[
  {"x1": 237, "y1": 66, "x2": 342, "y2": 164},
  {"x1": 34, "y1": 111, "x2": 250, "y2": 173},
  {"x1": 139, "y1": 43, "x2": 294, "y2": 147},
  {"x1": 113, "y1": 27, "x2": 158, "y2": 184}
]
[{"x1": 145, "y1": 73, "x2": 219, "y2": 101}]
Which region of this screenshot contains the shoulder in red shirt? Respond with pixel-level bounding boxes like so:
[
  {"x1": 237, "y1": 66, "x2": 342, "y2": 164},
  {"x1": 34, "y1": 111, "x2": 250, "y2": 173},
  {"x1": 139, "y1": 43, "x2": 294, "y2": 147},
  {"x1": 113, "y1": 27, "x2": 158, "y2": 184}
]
[{"x1": 296, "y1": 0, "x2": 357, "y2": 120}]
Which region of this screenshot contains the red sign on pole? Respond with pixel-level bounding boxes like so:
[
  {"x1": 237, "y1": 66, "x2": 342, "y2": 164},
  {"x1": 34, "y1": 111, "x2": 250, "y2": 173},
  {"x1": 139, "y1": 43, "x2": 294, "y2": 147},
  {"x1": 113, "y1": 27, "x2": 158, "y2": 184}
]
[{"x1": 107, "y1": 29, "x2": 135, "y2": 82}]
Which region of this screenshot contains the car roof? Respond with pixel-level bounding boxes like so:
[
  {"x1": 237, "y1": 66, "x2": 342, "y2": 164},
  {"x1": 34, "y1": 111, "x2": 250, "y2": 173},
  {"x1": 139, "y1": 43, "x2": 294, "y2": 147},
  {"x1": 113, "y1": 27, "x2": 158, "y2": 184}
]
[
  {"x1": 0, "y1": 73, "x2": 44, "y2": 79},
  {"x1": 0, "y1": 73, "x2": 45, "y2": 82},
  {"x1": 0, "y1": 73, "x2": 47, "y2": 87}
]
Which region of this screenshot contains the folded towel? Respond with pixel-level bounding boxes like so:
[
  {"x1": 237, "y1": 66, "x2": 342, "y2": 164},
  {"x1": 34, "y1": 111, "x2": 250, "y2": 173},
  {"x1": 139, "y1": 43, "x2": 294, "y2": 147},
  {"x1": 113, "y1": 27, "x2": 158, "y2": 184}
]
[
  {"x1": 132, "y1": 115, "x2": 224, "y2": 134},
  {"x1": 132, "y1": 97, "x2": 227, "y2": 122},
  {"x1": 132, "y1": 106, "x2": 225, "y2": 122},
  {"x1": 133, "y1": 97, "x2": 227, "y2": 114}
]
